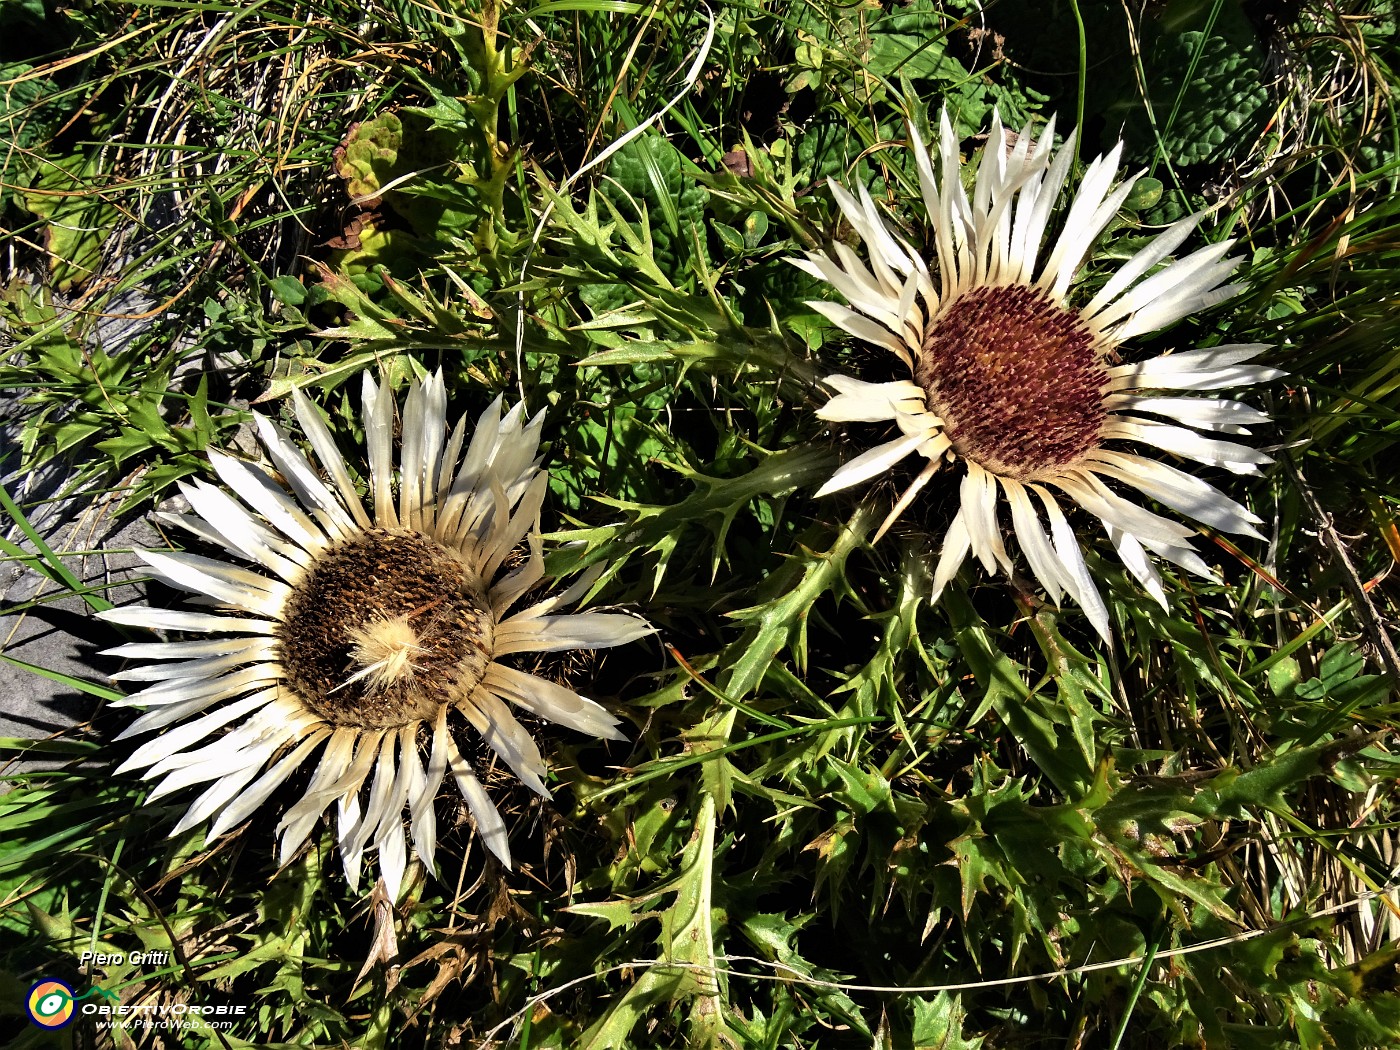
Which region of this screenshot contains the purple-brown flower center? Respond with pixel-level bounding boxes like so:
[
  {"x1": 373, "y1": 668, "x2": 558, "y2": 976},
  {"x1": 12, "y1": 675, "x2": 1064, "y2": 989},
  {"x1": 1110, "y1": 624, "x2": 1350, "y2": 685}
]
[
  {"x1": 278, "y1": 528, "x2": 495, "y2": 728},
  {"x1": 914, "y1": 284, "x2": 1107, "y2": 479}
]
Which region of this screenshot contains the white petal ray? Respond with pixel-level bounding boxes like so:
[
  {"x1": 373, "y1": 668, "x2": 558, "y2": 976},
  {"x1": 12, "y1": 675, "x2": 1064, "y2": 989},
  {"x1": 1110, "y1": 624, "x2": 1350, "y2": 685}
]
[
  {"x1": 178, "y1": 479, "x2": 307, "y2": 582},
  {"x1": 817, "y1": 376, "x2": 925, "y2": 423},
  {"x1": 1111, "y1": 274, "x2": 1244, "y2": 342},
  {"x1": 1103, "y1": 418, "x2": 1273, "y2": 474},
  {"x1": 805, "y1": 300, "x2": 910, "y2": 359},
  {"x1": 98, "y1": 606, "x2": 277, "y2": 636},
  {"x1": 1109, "y1": 343, "x2": 1277, "y2": 389},
  {"x1": 1033, "y1": 486, "x2": 1112, "y2": 643},
  {"x1": 292, "y1": 386, "x2": 373, "y2": 530},
  {"x1": 815, "y1": 430, "x2": 929, "y2": 497},
  {"x1": 1005, "y1": 113, "x2": 1058, "y2": 285},
  {"x1": 931, "y1": 510, "x2": 972, "y2": 602},
  {"x1": 1105, "y1": 523, "x2": 1168, "y2": 610},
  {"x1": 1085, "y1": 450, "x2": 1264, "y2": 538},
  {"x1": 206, "y1": 450, "x2": 329, "y2": 558},
  {"x1": 175, "y1": 756, "x2": 270, "y2": 837},
  {"x1": 113, "y1": 661, "x2": 279, "y2": 714},
  {"x1": 908, "y1": 120, "x2": 943, "y2": 248},
  {"x1": 361, "y1": 371, "x2": 398, "y2": 528},
  {"x1": 111, "y1": 640, "x2": 275, "y2": 682},
  {"x1": 139, "y1": 550, "x2": 289, "y2": 617},
  {"x1": 398, "y1": 376, "x2": 427, "y2": 531},
  {"x1": 1093, "y1": 239, "x2": 1238, "y2": 331},
  {"x1": 872, "y1": 459, "x2": 940, "y2": 544},
  {"x1": 1037, "y1": 133, "x2": 1116, "y2": 291},
  {"x1": 117, "y1": 687, "x2": 275, "y2": 771},
  {"x1": 339, "y1": 737, "x2": 401, "y2": 890},
  {"x1": 458, "y1": 692, "x2": 550, "y2": 797},
  {"x1": 103, "y1": 637, "x2": 270, "y2": 661},
  {"x1": 795, "y1": 248, "x2": 903, "y2": 330},
  {"x1": 1082, "y1": 211, "x2": 1205, "y2": 318},
  {"x1": 400, "y1": 373, "x2": 447, "y2": 532},
  {"x1": 493, "y1": 612, "x2": 654, "y2": 656},
  {"x1": 488, "y1": 536, "x2": 546, "y2": 619},
  {"x1": 150, "y1": 703, "x2": 304, "y2": 794},
  {"x1": 1002, "y1": 477, "x2": 1067, "y2": 604},
  {"x1": 1048, "y1": 169, "x2": 1140, "y2": 299},
  {"x1": 113, "y1": 686, "x2": 238, "y2": 735},
  {"x1": 206, "y1": 729, "x2": 330, "y2": 839},
  {"x1": 458, "y1": 396, "x2": 505, "y2": 493},
  {"x1": 481, "y1": 472, "x2": 549, "y2": 581},
  {"x1": 375, "y1": 807, "x2": 408, "y2": 901},
  {"x1": 481, "y1": 664, "x2": 627, "y2": 741},
  {"x1": 448, "y1": 739, "x2": 511, "y2": 869},
  {"x1": 1136, "y1": 533, "x2": 1221, "y2": 582},
  {"x1": 512, "y1": 562, "x2": 605, "y2": 621},
  {"x1": 154, "y1": 731, "x2": 286, "y2": 809},
  {"x1": 253, "y1": 415, "x2": 358, "y2": 544},
  {"x1": 410, "y1": 708, "x2": 452, "y2": 873},
  {"x1": 1113, "y1": 363, "x2": 1286, "y2": 393},
  {"x1": 276, "y1": 728, "x2": 358, "y2": 863},
  {"x1": 1054, "y1": 470, "x2": 1198, "y2": 545},
  {"x1": 960, "y1": 463, "x2": 1009, "y2": 575},
  {"x1": 1016, "y1": 125, "x2": 1077, "y2": 284},
  {"x1": 147, "y1": 702, "x2": 316, "y2": 778},
  {"x1": 1106, "y1": 394, "x2": 1269, "y2": 433}
]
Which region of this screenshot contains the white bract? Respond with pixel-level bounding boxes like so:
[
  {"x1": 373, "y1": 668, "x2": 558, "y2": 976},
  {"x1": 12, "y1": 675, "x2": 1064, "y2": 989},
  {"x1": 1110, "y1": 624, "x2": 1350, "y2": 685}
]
[
  {"x1": 796, "y1": 110, "x2": 1280, "y2": 640},
  {"x1": 101, "y1": 371, "x2": 652, "y2": 898}
]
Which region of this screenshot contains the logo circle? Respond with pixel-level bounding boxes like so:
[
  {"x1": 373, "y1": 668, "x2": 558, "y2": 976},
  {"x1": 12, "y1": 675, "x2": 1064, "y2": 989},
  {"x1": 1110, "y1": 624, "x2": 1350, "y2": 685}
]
[{"x1": 27, "y1": 980, "x2": 76, "y2": 1028}]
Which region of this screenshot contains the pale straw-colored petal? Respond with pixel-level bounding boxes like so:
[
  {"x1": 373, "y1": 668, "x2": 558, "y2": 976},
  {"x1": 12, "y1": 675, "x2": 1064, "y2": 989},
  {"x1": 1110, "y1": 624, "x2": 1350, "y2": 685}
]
[
  {"x1": 154, "y1": 708, "x2": 309, "y2": 808},
  {"x1": 178, "y1": 480, "x2": 308, "y2": 582},
  {"x1": 361, "y1": 371, "x2": 398, "y2": 528},
  {"x1": 206, "y1": 729, "x2": 331, "y2": 840},
  {"x1": 817, "y1": 375, "x2": 925, "y2": 423},
  {"x1": 1108, "y1": 343, "x2": 1278, "y2": 391},
  {"x1": 1105, "y1": 524, "x2": 1168, "y2": 610},
  {"x1": 931, "y1": 510, "x2": 972, "y2": 603},
  {"x1": 805, "y1": 299, "x2": 911, "y2": 359},
  {"x1": 1085, "y1": 449, "x2": 1264, "y2": 538},
  {"x1": 1033, "y1": 486, "x2": 1112, "y2": 643},
  {"x1": 253, "y1": 415, "x2": 358, "y2": 544},
  {"x1": 960, "y1": 462, "x2": 1010, "y2": 575},
  {"x1": 102, "y1": 636, "x2": 271, "y2": 661},
  {"x1": 1053, "y1": 470, "x2": 1198, "y2": 546},
  {"x1": 409, "y1": 708, "x2": 453, "y2": 873},
  {"x1": 489, "y1": 535, "x2": 547, "y2": 619},
  {"x1": 1102, "y1": 417, "x2": 1273, "y2": 474},
  {"x1": 113, "y1": 662, "x2": 279, "y2": 717},
  {"x1": 1082, "y1": 211, "x2": 1206, "y2": 318},
  {"x1": 458, "y1": 692, "x2": 550, "y2": 797},
  {"x1": 117, "y1": 687, "x2": 275, "y2": 771},
  {"x1": 493, "y1": 612, "x2": 653, "y2": 656},
  {"x1": 1002, "y1": 477, "x2": 1068, "y2": 605},
  {"x1": 207, "y1": 450, "x2": 329, "y2": 556},
  {"x1": 155, "y1": 733, "x2": 285, "y2": 811},
  {"x1": 98, "y1": 605, "x2": 277, "y2": 637},
  {"x1": 292, "y1": 386, "x2": 373, "y2": 530},
  {"x1": 815, "y1": 430, "x2": 929, "y2": 497},
  {"x1": 481, "y1": 664, "x2": 627, "y2": 741},
  {"x1": 1105, "y1": 394, "x2": 1269, "y2": 434},
  {"x1": 873, "y1": 459, "x2": 941, "y2": 544},
  {"x1": 138, "y1": 550, "x2": 289, "y2": 617},
  {"x1": 448, "y1": 738, "x2": 511, "y2": 868},
  {"x1": 146, "y1": 702, "x2": 315, "y2": 778},
  {"x1": 110, "y1": 639, "x2": 275, "y2": 682}
]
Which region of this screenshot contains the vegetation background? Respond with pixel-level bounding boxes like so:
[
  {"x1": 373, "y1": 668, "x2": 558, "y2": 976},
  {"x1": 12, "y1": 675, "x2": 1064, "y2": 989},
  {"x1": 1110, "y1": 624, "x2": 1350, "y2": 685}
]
[{"x1": 2, "y1": 0, "x2": 1399, "y2": 1046}]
